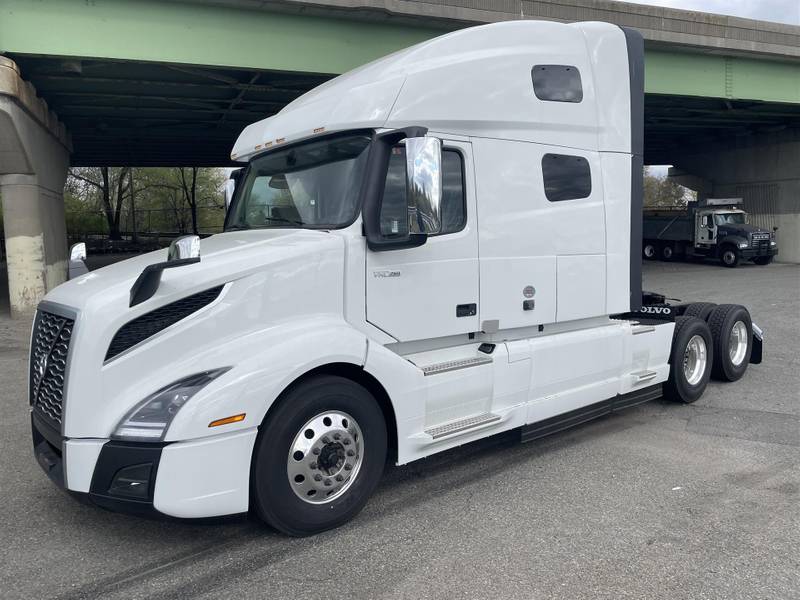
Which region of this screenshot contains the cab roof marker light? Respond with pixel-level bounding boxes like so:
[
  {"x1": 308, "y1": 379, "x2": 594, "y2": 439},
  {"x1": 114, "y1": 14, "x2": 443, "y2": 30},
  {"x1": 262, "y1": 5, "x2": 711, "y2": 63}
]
[
  {"x1": 313, "y1": 127, "x2": 325, "y2": 134},
  {"x1": 208, "y1": 413, "x2": 246, "y2": 428}
]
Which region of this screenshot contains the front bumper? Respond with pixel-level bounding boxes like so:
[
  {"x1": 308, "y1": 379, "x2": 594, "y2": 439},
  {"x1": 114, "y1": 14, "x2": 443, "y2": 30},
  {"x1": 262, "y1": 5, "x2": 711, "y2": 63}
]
[
  {"x1": 32, "y1": 413, "x2": 257, "y2": 520},
  {"x1": 739, "y1": 246, "x2": 778, "y2": 259}
]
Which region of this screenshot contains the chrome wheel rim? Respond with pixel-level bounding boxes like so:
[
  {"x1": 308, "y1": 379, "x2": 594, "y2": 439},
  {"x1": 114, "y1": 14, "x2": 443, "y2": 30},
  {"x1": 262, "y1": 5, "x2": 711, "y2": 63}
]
[
  {"x1": 723, "y1": 251, "x2": 735, "y2": 265},
  {"x1": 663, "y1": 247, "x2": 673, "y2": 259},
  {"x1": 683, "y1": 334, "x2": 707, "y2": 386},
  {"x1": 644, "y1": 245, "x2": 655, "y2": 258},
  {"x1": 287, "y1": 411, "x2": 363, "y2": 504},
  {"x1": 729, "y1": 320, "x2": 748, "y2": 366}
]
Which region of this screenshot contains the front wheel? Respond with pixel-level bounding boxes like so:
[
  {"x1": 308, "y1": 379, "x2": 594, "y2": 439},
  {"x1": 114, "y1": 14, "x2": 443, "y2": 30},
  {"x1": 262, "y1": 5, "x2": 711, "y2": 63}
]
[
  {"x1": 251, "y1": 375, "x2": 387, "y2": 536},
  {"x1": 721, "y1": 246, "x2": 739, "y2": 268},
  {"x1": 664, "y1": 316, "x2": 714, "y2": 404}
]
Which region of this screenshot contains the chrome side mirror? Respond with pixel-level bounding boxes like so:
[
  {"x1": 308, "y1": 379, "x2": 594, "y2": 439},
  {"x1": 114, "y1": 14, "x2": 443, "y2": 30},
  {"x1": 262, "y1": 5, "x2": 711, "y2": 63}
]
[
  {"x1": 405, "y1": 136, "x2": 442, "y2": 235},
  {"x1": 225, "y1": 168, "x2": 242, "y2": 210},
  {"x1": 224, "y1": 179, "x2": 236, "y2": 209},
  {"x1": 168, "y1": 235, "x2": 200, "y2": 262},
  {"x1": 68, "y1": 242, "x2": 89, "y2": 280}
]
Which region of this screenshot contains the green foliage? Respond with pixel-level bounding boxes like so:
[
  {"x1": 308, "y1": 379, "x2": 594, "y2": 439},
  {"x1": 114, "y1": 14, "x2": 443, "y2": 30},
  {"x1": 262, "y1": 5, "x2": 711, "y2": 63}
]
[
  {"x1": 643, "y1": 167, "x2": 695, "y2": 208},
  {"x1": 65, "y1": 167, "x2": 227, "y2": 238}
]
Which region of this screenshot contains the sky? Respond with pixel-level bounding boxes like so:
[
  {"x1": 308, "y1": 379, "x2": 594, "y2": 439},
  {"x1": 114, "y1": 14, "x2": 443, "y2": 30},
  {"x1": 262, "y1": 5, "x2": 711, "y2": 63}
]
[{"x1": 626, "y1": 0, "x2": 800, "y2": 25}]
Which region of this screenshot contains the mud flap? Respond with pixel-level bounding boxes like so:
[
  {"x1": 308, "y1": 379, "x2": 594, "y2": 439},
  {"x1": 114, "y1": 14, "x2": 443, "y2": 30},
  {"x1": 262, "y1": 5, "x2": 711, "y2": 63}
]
[{"x1": 750, "y1": 323, "x2": 763, "y2": 364}]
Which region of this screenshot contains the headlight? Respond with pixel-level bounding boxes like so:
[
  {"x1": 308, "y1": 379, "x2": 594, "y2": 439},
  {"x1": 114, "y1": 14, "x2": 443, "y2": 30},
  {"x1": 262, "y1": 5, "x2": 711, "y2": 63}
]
[
  {"x1": 738, "y1": 242, "x2": 748, "y2": 249},
  {"x1": 771, "y1": 241, "x2": 777, "y2": 246},
  {"x1": 112, "y1": 369, "x2": 229, "y2": 442}
]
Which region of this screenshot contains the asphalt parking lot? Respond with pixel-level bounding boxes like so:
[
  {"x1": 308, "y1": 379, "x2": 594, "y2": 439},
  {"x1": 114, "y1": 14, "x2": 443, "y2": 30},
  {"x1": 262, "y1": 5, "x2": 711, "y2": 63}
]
[{"x1": 1, "y1": 260, "x2": 798, "y2": 600}]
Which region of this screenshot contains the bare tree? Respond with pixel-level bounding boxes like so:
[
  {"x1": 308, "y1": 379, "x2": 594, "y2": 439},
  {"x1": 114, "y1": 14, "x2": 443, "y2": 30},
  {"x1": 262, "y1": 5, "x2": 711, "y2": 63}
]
[
  {"x1": 69, "y1": 167, "x2": 131, "y2": 239},
  {"x1": 178, "y1": 167, "x2": 200, "y2": 235}
]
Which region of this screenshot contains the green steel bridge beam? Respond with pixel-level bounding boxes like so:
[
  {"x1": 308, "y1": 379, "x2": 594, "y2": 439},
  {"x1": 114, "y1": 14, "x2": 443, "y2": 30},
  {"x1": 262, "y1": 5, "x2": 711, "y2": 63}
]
[{"x1": 1, "y1": 0, "x2": 798, "y2": 104}]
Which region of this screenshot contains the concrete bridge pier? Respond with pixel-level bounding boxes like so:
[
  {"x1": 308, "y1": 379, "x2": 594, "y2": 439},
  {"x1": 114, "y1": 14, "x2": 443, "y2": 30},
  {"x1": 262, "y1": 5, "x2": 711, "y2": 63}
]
[
  {"x1": 670, "y1": 129, "x2": 800, "y2": 263},
  {"x1": 1, "y1": 57, "x2": 71, "y2": 318}
]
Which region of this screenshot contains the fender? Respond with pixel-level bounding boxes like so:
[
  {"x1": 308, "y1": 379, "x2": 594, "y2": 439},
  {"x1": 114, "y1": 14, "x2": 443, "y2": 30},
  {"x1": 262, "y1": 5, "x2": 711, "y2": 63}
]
[
  {"x1": 716, "y1": 235, "x2": 747, "y2": 255},
  {"x1": 164, "y1": 317, "x2": 368, "y2": 441}
]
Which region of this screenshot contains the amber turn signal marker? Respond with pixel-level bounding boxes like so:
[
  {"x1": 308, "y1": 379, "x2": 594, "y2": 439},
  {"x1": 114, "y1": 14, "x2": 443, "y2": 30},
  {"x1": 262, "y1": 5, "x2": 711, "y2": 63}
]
[{"x1": 208, "y1": 413, "x2": 246, "y2": 428}]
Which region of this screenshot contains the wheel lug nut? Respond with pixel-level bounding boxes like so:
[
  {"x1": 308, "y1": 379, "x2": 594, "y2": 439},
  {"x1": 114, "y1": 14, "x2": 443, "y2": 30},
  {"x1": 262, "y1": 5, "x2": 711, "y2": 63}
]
[
  {"x1": 312, "y1": 448, "x2": 321, "y2": 455},
  {"x1": 324, "y1": 479, "x2": 332, "y2": 486},
  {"x1": 343, "y1": 439, "x2": 351, "y2": 445},
  {"x1": 314, "y1": 474, "x2": 322, "y2": 481},
  {"x1": 309, "y1": 462, "x2": 317, "y2": 469},
  {"x1": 336, "y1": 475, "x2": 343, "y2": 482},
  {"x1": 344, "y1": 463, "x2": 352, "y2": 471},
  {"x1": 322, "y1": 436, "x2": 330, "y2": 444},
  {"x1": 333, "y1": 433, "x2": 340, "y2": 440},
  {"x1": 346, "y1": 450, "x2": 355, "y2": 457}
]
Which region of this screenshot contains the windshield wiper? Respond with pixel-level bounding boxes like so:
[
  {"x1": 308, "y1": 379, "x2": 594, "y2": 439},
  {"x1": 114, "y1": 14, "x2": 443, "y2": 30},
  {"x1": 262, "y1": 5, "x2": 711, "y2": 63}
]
[{"x1": 226, "y1": 224, "x2": 251, "y2": 231}]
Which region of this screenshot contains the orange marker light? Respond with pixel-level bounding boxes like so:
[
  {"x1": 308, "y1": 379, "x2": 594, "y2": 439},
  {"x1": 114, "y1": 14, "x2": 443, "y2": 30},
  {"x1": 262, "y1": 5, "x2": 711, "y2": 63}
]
[{"x1": 208, "y1": 413, "x2": 246, "y2": 428}]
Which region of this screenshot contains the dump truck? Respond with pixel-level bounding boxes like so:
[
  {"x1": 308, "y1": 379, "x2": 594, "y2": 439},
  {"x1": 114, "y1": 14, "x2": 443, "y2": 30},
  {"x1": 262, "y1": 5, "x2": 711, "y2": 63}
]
[{"x1": 643, "y1": 200, "x2": 778, "y2": 267}]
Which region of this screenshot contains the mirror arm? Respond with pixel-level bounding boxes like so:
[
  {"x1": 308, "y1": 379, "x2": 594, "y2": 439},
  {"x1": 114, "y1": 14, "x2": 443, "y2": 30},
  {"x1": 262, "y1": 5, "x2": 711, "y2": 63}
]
[{"x1": 129, "y1": 257, "x2": 200, "y2": 307}]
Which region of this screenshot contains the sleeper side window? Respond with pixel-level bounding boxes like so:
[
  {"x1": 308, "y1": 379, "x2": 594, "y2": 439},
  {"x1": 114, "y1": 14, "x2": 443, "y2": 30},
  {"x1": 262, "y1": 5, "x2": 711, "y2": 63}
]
[
  {"x1": 531, "y1": 65, "x2": 583, "y2": 103},
  {"x1": 542, "y1": 153, "x2": 592, "y2": 202},
  {"x1": 380, "y1": 146, "x2": 466, "y2": 237}
]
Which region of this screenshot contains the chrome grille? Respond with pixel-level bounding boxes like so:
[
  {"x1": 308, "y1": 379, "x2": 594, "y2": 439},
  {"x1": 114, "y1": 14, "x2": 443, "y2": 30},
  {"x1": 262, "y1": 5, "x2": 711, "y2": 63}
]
[{"x1": 29, "y1": 310, "x2": 74, "y2": 426}]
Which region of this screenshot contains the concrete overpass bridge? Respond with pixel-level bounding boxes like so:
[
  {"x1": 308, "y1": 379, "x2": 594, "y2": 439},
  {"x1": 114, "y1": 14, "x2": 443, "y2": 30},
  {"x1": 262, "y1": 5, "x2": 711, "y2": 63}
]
[{"x1": 1, "y1": 0, "x2": 799, "y2": 316}]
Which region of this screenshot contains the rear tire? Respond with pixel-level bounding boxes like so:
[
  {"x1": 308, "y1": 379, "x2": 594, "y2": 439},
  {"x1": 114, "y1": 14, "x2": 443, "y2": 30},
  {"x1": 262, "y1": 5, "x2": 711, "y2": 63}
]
[
  {"x1": 720, "y1": 245, "x2": 739, "y2": 268},
  {"x1": 706, "y1": 304, "x2": 752, "y2": 382},
  {"x1": 251, "y1": 375, "x2": 387, "y2": 536},
  {"x1": 661, "y1": 243, "x2": 675, "y2": 261},
  {"x1": 643, "y1": 243, "x2": 657, "y2": 260},
  {"x1": 682, "y1": 302, "x2": 716, "y2": 321},
  {"x1": 664, "y1": 316, "x2": 713, "y2": 404},
  {"x1": 753, "y1": 256, "x2": 773, "y2": 266}
]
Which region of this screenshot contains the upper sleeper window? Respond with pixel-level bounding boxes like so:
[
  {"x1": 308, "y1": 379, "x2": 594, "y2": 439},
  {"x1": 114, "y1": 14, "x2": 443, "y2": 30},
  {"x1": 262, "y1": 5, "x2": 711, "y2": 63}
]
[
  {"x1": 531, "y1": 65, "x2": 583, "y2": 103},
  {"x1": 542, "y1": 154, "x2": 592, "y2": 202}
]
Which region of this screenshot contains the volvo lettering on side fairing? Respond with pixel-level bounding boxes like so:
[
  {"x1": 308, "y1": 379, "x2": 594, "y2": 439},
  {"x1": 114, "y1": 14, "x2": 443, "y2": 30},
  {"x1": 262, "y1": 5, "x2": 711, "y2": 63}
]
[{"x1": 30, "y1": 21, "x2": 763, "y2": 536}]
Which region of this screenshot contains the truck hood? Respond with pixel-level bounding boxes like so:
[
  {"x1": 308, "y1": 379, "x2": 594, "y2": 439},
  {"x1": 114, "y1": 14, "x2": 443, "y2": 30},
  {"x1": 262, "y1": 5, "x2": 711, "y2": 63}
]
[
  {"x1": 44, "y1": 229, "x2": 338, "y2": 314},
  {"x1": 717, "y1": 223, "x2": 771, "y2": 238}
]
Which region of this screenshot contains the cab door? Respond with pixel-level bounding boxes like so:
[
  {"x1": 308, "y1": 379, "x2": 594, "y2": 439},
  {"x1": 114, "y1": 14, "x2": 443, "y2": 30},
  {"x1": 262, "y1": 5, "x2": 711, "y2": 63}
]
[
  {"x1": 366, "y1": 140, "x2": 479, "y2": 342},
  {"x1": 696, "y1": 212, "x2": 715, "y2": 246}
]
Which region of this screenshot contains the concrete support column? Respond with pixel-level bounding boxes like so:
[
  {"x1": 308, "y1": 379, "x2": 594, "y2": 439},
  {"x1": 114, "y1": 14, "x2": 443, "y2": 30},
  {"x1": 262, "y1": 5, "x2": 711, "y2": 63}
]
[
  {"x1": 673, "y1": 129, "x2": 800, "y2": 263},
  {"x1": 1, "y1": 56, "x2": 71, "y2": 317},
  {"x1": 1, "y1": 173, "x2": 69, "y2": 317}
]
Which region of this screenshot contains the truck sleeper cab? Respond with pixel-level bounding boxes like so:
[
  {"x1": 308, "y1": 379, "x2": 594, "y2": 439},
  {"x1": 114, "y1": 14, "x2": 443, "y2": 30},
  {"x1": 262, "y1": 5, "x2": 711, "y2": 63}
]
[{"x1": 30, "y1": 21, "x2": 763, "y2": 536}]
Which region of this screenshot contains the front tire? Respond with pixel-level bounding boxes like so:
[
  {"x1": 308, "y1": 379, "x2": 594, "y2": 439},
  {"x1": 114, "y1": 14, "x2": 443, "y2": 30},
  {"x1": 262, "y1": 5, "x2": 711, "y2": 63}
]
[
  {"x1": 707, "y1": 304, "x2": 752, "y2": 382},
  {"x1": 720, "y1": 245, "x2": 739, "y2": 268},
  {"x1": 664, "y1": 316, "x2": 713, "y2": 404},
  {"x1": 251, "y1": 375, "x2": 387, "y2": 536}
]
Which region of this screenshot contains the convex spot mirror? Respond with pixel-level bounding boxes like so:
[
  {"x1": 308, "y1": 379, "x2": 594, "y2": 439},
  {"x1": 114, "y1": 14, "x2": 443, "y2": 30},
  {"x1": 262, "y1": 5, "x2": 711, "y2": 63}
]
[
  {"x1": 405, "y1": 136, "x2": 443, "y2": 236},
  {"x1": 68, "y1": 242, "x2": 89, "y2": 280}
]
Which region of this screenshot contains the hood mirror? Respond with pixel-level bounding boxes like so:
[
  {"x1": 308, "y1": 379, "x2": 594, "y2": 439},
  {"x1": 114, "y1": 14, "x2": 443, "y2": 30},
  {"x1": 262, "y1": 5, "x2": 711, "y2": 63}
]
[
  {"x1": 405, "y1": 136, "x2": 443, "y2": 236},
  {"x1": 168, "y1": 235, "x2": 201, "y2": 262},
  {"x1": 68, "y1": 242, "x2": 89, "y2": 280}
]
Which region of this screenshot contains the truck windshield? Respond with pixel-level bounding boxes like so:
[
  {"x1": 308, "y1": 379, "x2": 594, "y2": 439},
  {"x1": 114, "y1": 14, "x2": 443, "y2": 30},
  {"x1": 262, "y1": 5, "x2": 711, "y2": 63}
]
[
  {"x1": 226, "y1": 133, "x2": 371, "y2": 230},
  {"x1": 714, "y1": 213, "x2": 746, "y2": 226}
]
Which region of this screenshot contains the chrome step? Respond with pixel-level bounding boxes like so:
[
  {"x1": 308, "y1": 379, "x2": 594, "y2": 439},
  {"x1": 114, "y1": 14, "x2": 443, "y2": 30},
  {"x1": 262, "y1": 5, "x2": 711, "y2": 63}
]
[
  {"x1": 632, "y1": 369, "x2": 657, "y2": 382},
  {"x1": 420, "y1": 356, "x2": 493, "y2": 376},
  {"x1": 424, "y1": 412, "x2": 501, "y2": 440}
]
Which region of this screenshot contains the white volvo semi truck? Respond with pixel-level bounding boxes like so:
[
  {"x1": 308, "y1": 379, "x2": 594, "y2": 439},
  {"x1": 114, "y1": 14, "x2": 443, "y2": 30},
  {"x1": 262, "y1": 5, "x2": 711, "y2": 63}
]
[{"x1": 30, "y1": 21, "x2": 763, "y2": 536}]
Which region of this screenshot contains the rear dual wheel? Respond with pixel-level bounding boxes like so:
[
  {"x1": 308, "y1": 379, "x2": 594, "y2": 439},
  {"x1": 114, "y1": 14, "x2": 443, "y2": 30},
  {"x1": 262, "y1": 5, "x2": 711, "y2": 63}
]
[
  {"x1": 707, "y1": 304, "x2": 752, "y2": 382},
  {"x1": 664, "y1": 316, "x2": 713, "y2": 403},
  {"x1": 251, "y1": 375, "x2": 387, "y2": 536}
]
